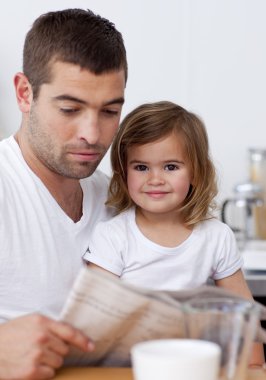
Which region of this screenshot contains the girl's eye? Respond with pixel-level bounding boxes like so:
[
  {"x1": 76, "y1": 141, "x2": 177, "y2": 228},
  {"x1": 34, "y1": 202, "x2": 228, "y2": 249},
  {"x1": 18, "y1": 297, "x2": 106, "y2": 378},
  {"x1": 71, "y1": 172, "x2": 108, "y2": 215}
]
[
  {"x1": 165, "y1": 164, "x2": 178, "y2": 171},
  {"x1": 134, "y1": 164, "x2": 148, "y2": 171}
]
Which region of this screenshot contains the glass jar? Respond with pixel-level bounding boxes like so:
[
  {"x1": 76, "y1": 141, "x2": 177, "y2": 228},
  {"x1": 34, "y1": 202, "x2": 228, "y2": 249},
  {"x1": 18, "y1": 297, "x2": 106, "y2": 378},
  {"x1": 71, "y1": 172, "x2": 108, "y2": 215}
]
[{"x1": 249, "y1": 148, "x2": 266, "y2": 192}]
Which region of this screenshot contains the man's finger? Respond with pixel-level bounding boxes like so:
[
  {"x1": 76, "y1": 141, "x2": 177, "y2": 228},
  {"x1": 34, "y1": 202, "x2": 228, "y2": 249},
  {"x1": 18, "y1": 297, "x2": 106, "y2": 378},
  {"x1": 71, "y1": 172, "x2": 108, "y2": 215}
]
[
  {"x1": 34, "y1": 365, "x2": 55, "y2": 380},
  {"x1": 39, "y1": 347, "x2": 64, "y2": 369},
  {"x1": 48, "y1": 320, "x2": 94, "y2": 352}
]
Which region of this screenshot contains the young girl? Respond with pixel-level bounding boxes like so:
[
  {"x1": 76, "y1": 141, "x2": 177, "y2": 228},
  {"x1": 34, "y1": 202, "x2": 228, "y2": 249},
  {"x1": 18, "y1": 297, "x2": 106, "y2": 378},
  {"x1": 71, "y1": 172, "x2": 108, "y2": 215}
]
[{"x1": 84, "y1": 101, "x2": 264, "y2": 364}]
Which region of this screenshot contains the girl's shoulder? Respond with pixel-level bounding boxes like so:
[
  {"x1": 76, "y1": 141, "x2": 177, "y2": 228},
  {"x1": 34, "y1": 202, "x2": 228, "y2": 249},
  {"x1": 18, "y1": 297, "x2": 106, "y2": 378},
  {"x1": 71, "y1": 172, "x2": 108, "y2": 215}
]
[{"x1": 196, "y1": 217, "x2": 235, "y2": 238}]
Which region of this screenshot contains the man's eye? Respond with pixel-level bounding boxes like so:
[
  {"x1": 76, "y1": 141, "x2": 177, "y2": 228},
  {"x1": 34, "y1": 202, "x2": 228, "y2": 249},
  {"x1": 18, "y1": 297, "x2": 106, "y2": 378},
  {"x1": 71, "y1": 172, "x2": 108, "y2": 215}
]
[
  {"x1": 165, "y1": 164, "x2": 178, "y2": 171},
  {"x1": 102, "y1": 109, "x2": 119, "y2": 116},
  {"x1": 60, "y1": 108, "x2": 79, "y2": 114},
  {"x1": 134, "y1": 164, "x2": 148, "y2": 171}
]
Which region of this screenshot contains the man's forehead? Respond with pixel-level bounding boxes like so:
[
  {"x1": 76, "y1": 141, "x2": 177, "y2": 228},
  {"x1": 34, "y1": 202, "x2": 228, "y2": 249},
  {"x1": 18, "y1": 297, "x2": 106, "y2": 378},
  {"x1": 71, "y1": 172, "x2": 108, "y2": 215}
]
[
  {"x1": 40, "y1": 61, "x2": 125, "y2": 103},
  {"x1": 48, "y1": 59, "x2": 126, "y2": 84}
]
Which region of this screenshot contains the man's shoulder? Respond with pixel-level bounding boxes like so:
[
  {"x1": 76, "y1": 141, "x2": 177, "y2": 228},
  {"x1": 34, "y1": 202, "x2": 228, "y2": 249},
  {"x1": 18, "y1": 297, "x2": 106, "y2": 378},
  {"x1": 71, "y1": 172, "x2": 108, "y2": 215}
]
[
  {"x1": 80, "y1": 171, "x2": 113, "y2": 225},
  {"x1": 0, "y1": 136, "x2": 20, "y2": 200},
  {"x1": 0, "y1": 136, "x2": 15, "y2": 155},
  {"x1": 94, "y1": 208, "x2": 134, "y2": 235},
  {"x1": 81, "y1": 170, "x2": 110, "y2": 188},
  {"x1": 81, "y1": 170, "x2": 110, "y2": 201},
  {"x1": 0, "y1": 136, "x2": 20, "y2": 182}
]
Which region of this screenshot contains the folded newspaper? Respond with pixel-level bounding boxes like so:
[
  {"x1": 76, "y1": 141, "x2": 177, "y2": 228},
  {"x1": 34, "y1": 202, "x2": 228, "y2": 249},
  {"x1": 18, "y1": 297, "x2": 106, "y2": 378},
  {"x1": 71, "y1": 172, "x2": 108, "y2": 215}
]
[{"x1": 60, "y1": 267, "x2": 266, "y2": 367}]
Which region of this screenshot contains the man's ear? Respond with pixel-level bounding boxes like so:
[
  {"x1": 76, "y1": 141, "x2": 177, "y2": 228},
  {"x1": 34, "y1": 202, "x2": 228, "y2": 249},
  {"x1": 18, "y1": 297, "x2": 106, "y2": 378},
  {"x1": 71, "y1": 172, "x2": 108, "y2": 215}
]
[{"x1": 14, "y1": 72, "x2": 33, "y2": 113}]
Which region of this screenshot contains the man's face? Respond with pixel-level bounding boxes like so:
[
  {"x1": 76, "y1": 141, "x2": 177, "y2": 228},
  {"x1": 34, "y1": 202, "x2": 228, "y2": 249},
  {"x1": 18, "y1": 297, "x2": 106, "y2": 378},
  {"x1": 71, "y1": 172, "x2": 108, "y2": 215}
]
[{"x1": 24, "y1": 61, "x2": 125, "y2": 179}]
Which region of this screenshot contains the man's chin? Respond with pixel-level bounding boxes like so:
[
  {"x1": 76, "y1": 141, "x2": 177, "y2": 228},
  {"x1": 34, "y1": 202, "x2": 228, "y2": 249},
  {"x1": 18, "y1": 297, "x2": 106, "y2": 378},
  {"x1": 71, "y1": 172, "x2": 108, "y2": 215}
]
[
  {"x1": 59, "y1": 162, "x2": 100, "y2": 179},
  {"x1": 72, "y1": 167, "x2": 98, "y2": 179}
]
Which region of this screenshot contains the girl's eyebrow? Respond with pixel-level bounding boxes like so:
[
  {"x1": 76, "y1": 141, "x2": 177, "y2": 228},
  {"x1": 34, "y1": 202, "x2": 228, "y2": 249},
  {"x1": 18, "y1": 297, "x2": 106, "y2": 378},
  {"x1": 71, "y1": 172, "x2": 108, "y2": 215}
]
[
  {"x1": 164, "y1": 159, "x2": 185, "y2": 164},
  {"x1": 128, "y1": 159, "x2": 185, "y2": 165},
  {"x1": 128, "y1": 159, "x2": 148, "y2": 165}
]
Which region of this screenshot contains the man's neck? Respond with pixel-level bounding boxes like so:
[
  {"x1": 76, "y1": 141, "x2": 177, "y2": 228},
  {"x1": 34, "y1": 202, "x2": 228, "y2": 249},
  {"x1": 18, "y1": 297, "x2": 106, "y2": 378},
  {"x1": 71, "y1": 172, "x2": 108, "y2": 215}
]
[{"x1": 14, "y1": 131, "x2": 84, "y2": 222}]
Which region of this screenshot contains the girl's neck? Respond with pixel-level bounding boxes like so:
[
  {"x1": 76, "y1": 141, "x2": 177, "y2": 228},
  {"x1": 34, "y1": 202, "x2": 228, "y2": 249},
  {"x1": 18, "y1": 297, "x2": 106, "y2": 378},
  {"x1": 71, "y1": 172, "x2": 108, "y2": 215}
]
[{"x1": 135, "y1": 207, "x2": 193, "y2": 248}]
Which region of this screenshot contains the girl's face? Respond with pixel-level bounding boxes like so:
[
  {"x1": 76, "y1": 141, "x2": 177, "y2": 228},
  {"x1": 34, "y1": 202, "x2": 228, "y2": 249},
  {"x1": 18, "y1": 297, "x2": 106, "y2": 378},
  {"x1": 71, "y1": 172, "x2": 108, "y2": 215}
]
[{"x1": 126, "y1": 131, "x2": 191, "y2": 216}]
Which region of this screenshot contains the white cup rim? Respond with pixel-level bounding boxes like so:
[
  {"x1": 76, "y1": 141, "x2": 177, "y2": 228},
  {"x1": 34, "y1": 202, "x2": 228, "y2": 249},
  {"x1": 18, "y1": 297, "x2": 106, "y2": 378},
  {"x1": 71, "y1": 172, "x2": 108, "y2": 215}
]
[{"x1": 131, "y1": 339, "x2": 221, "y2": 358}]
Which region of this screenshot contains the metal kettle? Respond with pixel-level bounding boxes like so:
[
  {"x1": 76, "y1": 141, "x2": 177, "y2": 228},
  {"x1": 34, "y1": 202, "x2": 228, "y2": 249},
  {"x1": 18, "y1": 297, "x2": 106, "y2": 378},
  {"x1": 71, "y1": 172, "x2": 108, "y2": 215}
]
[{"x1": 221, "y1": 182, "x2": 265, "y2": 245}]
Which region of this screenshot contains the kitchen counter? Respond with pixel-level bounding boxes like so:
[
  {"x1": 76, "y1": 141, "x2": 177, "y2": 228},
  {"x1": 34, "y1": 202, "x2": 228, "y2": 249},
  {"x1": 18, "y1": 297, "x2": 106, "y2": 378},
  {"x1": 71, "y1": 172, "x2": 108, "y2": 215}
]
[
  {"x1": 242, "y1": 240, "x2": 266, "y2": 297},
  {"x1": 244, "y1": 270, "x2": 266, "y2": 297},
  {"x1": 53, "y1": 367, "x2": 266, "y2": 380}
]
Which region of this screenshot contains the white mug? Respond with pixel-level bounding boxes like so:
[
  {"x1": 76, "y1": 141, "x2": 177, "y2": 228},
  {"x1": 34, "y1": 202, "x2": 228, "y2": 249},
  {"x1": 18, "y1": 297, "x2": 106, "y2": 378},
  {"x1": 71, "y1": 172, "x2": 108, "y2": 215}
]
[{"x1": 131, "y1": 339, "x2": 221, "y2": 380}]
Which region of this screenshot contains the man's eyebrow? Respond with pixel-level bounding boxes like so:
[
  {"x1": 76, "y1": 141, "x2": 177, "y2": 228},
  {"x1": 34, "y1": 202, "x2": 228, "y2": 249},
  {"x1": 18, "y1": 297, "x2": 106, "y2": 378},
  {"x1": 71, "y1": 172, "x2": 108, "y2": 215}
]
[
  {"x1": 52, "y1": 95, "x2": 125, "y2": 106},
  {"x1": 104, "y1": 97, "x2": 125, "y2": 106},
  {"x1": 52, "y1": 95, "x2": 87, "y2": 104}
]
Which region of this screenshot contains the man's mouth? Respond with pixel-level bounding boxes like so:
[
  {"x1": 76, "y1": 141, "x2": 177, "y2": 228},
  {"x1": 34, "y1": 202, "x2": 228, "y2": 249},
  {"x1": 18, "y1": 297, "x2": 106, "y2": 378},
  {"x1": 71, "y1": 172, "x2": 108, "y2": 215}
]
[{"x1": 68, "y1": 151, "x2": 102, "y2": 162}]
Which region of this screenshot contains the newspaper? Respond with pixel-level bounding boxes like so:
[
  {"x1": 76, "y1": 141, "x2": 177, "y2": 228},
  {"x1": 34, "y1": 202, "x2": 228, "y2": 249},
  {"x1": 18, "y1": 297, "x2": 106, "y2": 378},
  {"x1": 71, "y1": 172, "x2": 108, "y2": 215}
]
[{"x1": 60, "y1": 267, "x2": 266, "y2": 367}]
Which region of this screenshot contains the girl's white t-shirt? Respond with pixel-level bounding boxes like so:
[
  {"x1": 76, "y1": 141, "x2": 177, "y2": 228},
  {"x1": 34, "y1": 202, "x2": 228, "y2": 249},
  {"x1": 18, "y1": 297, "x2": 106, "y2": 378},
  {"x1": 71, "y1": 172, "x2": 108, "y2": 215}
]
[{"x1": 85, "y1": 207, "x2": 243, "y2": 290}]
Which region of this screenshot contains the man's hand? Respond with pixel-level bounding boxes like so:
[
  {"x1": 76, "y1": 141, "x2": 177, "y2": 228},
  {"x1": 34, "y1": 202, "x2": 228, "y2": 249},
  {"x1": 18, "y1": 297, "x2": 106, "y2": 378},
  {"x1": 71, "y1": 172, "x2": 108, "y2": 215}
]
[{"x1": 0, "y1": 314, "x2": 94, "y2": 380}]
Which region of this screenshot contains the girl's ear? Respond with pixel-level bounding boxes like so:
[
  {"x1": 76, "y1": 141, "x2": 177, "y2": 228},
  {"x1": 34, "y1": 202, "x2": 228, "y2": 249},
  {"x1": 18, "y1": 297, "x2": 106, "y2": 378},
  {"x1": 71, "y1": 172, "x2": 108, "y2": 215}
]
[{"x1": 14, "y1": 72, "x2": 33, "y2": 113}]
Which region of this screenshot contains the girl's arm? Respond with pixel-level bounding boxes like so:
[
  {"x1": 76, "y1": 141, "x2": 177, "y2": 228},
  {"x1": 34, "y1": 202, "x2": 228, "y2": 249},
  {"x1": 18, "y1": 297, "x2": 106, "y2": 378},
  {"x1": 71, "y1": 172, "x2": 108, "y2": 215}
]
[
  {"x1": 87, "y1": 262, "x2": 119, "y2": 279},
  {"x1": 215, "y1": 269, "x2": 265, "y2": 367}
]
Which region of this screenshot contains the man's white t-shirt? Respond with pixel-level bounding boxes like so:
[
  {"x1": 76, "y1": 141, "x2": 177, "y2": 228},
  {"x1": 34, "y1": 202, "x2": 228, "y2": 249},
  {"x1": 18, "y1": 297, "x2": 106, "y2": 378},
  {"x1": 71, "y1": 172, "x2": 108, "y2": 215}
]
[
  {"x1": 0, "y1": 136, "x2": 111, "y2": 322},
  {"x1": 84, "y1": 207, "x2": 243, "y2": 290}
]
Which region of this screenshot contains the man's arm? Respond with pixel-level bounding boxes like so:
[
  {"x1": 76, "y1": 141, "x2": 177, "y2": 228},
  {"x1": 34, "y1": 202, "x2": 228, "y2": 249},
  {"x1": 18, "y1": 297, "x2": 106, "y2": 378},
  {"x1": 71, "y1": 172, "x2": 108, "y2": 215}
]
[{"x1": 0, "y1": 314, "x2": 94, "y2": 380}]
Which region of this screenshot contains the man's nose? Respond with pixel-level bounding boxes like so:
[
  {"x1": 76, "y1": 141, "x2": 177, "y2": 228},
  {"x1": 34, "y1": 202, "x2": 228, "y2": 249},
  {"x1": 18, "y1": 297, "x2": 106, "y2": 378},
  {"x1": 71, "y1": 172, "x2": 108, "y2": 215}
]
[{"x1": 78, "y1": 114, "x2": 100, "y2": 145}]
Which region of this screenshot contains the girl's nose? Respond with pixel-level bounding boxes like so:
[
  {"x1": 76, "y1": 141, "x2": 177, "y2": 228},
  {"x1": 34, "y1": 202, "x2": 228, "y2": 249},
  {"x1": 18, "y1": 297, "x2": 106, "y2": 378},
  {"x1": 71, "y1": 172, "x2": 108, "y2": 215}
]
[{"x1": 147, "y1": 170, "x2": 165, "y2": 185}]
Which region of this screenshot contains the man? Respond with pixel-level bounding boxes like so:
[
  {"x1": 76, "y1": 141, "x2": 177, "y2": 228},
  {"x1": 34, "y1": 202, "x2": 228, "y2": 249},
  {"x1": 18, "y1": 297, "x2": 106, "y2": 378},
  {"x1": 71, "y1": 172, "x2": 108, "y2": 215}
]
[{"x1": 0, "y1": 8, "x2": 127, "y2": 379}]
